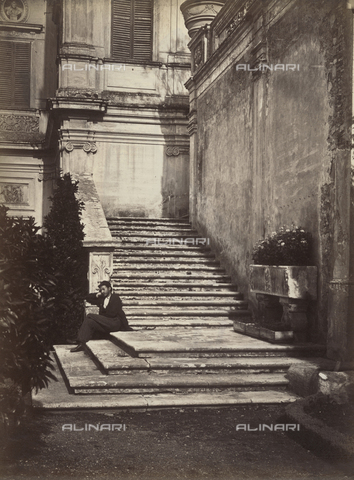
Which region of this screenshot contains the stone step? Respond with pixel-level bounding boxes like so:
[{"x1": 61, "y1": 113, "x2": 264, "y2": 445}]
[
  {"x1": 113, "y1": 244, "x2": 210, "y2": 251},
  {"x1": 113, "y1": 250, "x2": 215, "y2": 258},
  {"x1": 109, "y1": 224, "x2": 194, "y2": 233},
  {"x1": 107, "y1": 217, "x2": 190, "y2": 225},
  {"x1": 128, "y1": 318, "x2": 235, "y2": 327},
  {"x1": 112, "y1": 238, "x2": 208, "y2": 247},
  {"x1": 113, "y1": 240, "x2": 210, "y2": 247},
  {"x1": 117, "y1": 290, "x2": 241, "y2": 298},
  {"x1": 70, "y1": 372, "x2": 289, "y2": 394},
  {"x1": 111, "y1": 273, "x2": 231, "y2": 281},
  {"x1": 85, "y1": 340, "x2": 317, "y2": 375},
  {"x1": 120, "y1": 297, "x2": 243, "y2": 305},
  {"x1": 123, "y1": 309, "x2": 247, "y2": 317},
  {"x1": 122, "y1": 300, "x2": 246, "y2": 307},
  {"x1": 111, "y1": 235, "x2": 204, "y2": 244},
  {"x1": 113, "y1": 257, "x2": 220, "y2": 265},
  {"x1": 112, "y1": 265, "x2": 224, "y2": 272},
  {"x1": 110, "y1": 328, "x2": 326, "y2": 358},
  {"x1": 111, "y1": 282, "x2": 237, "y2": 290},
  {"x1": 110, "y1": 230, "x2": 200, "y2": 238}
]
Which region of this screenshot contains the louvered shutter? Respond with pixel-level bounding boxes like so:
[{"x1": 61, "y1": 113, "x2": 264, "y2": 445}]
[
  {"x1": 14, "y1": 43, "x2": 31, "y2": 108},
  {"x1": 112, "y1": 0, "x2": 132, "y2": 60},
  {"x1": 112, "y1": 0, "x2": 152, "y2": 62},
  {"x1": 0, "y1": 42, "x2": 12, "y2": 108},
  {"x1": 0, "y1": 41, "x2": 30, "y2": 109},
  {"x1": 132, "y1": 0, "x2": 152, "y2": 61}
]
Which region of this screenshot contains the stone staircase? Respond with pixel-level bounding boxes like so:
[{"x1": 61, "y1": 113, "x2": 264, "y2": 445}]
[
  {"x1": 43, "y1": 217, "x2": 326, "y2": 410},
  {"x1": 108, "y1": 216, "x2": 250, "y2": 329}
]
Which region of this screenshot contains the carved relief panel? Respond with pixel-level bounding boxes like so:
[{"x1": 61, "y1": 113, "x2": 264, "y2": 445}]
[
  {"x1": 0, "y1": 0, "x2": 29, "y2": 23},
  {"x1": 0, "y1": 182, "x2": 29, "y2": 205},
  {"x1": 89, "y1": 251, "x2": 113, "y2": 293}
]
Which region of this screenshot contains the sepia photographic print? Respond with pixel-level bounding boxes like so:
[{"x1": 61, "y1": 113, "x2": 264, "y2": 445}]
[{"x1": 0, "y1": 0, "x2": 353, "y2": 479}]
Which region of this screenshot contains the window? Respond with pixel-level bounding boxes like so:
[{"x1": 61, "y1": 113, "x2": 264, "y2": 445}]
[
  {"x1": 0, "y1": 41, "x2": 31, "y2": 109},
  {"x1": 112, "y1": 0, "x2": 153, "y2": 62}
]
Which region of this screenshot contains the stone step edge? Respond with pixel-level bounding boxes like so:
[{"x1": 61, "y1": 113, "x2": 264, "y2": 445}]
[
  {"x1": 69, "y1": 373, "x2": 289, "y2": 389},
  {"x1": 111, "y1": 275, "x2": 232, "y2": 280},
  {"x1": 122, "y1": 300, "x2": 246, "y2": 306},
  {"x1": 120, "y1": 310, "x2": 249, "y2": 317},
  {"x1": 113, "y1": 244, "x2": 210, "y2": 250},
  {"x1": 109, "y1": 227, "x2": 196, "y2": 233},
  {"x1": 110, "y1": 283, "x2": 237, "y2": 289},
  {"x1": 128, "y1": 322, "x2": 234, "y2": 327},
  {"x1": 111, "y1": 232, "x2": 201, "y2": 238},
  {"x1": 115, "y1": 291, "x2": 240, "y2": 297},
  {"x1": 111, "y1": 266, "x2": 225, "y2": 271},
  {"x1": 113, "y1": 259, "x2": 220, "y2": 264},
  {"x1": 107, "y1": 217, "x2": 190, "y2": 222},
  {"x1": 113, "y1": 251, "x2": 215, "y2": 256}
]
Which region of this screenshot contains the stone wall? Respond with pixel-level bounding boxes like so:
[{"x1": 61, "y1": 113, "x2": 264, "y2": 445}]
[{"x1": 185, "y1": 0, "x2": 353, "y2": 353}]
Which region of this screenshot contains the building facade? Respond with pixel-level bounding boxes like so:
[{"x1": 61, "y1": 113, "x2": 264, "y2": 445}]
[
  {"x1": 0, "y1": 0, "x2": 191, "y2": 223},
  {"x1": 1, "y1": 0, "x2": 353, "y2": 360}
]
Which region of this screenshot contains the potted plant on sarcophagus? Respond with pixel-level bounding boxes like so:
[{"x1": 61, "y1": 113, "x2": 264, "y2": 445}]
[{"x1": 234, "y1": 226, "x2": 317, "y2": 343}]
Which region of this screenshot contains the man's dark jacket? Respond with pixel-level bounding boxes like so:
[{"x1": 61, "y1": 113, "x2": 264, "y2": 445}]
[{"x1": 86, "y1": 292, "x2": 131, "y2": 330}]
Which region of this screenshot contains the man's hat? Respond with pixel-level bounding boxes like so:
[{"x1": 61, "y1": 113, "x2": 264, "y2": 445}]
[{"x1": 98, "y1": 280, "x2": 112, "y2": 289}]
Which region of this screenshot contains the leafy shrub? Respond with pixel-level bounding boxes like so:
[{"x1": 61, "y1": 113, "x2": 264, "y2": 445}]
[
  {"x1": 252, "y1": 225, "x2": 313, "y2": 266},
  {"x1": 0, "y1": 206, "x2": 57, "y2": 397},
  {"x1": 43, "y1": 173, "x2": 87, "y2": 344}
]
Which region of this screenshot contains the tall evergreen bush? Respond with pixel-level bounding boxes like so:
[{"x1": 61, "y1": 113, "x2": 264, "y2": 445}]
[{"x1": 43, "y1": 173, "x2": 87, "y2": 344}]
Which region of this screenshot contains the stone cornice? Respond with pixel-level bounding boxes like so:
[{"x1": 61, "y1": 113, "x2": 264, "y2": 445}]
[
  {"x1": 185, "y1": 0, "x2": 296, "y2": 92},
  {"x1": 49, "y1": 97, "x2": 107, "y2": 113},
  {"x1": 0, "y1": 22, "x2": 43, "y2": 33}
]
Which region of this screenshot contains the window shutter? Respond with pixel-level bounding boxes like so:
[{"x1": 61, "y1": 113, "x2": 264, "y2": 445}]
[
  {"x1": 132, "y1": 0, "x2": 153, "y2": 62},
  {"x1": 0, "y1": 42, "x2": 13, "y2": 108},
  {"x1": 112, "y1": 0, "x2": 152, "y2": 62},
  {"x1": 0, "y1": 41, "x2": 30, "y2": 109},
  {"x1": 14, "y1": 43, "x2": 31, "y2": 108},
  {"x1": 112, "y1": 0, "x2": 132, "y2": 61}
]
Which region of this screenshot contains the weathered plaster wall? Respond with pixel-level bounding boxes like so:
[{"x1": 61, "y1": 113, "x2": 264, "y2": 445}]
[
  {"x1": 190, "y1": 0, "x2": 352, "y2": 344},
  {"x1": 93, "y1": 141, "x2": 189, "y2": 218}
]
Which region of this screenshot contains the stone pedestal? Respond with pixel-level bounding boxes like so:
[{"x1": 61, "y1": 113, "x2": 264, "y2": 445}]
[
  {"x1": 279, "y1": 298, "x2": 309, "y2": 342},
  {"x1": 256, "y1": 293, "x2": 283, "y2": 325}
]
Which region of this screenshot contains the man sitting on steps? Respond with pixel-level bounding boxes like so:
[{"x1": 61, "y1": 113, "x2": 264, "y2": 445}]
[{"x1": 70, "y1": 281, "x2": 133, "y2": 353}]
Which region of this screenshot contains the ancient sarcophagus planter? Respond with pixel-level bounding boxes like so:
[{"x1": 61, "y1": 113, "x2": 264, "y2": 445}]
[
  {"x1": 249, "y1": 265, "x2": 317, "y2": 300},
  {"x1": 249, "y1": 265, "x2": 318, "y2": 342}
]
